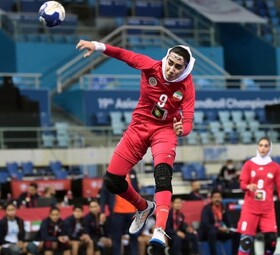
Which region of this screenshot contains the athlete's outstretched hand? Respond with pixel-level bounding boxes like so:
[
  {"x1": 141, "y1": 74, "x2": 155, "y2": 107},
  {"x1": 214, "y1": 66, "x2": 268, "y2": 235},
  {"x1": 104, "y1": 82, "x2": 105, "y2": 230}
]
[
  {"x1": 76, "y1": 40, "x2": 96, "y2": 58},
  {"x1": 173, "y1": 117, "x2": 183, "y2": 136}
]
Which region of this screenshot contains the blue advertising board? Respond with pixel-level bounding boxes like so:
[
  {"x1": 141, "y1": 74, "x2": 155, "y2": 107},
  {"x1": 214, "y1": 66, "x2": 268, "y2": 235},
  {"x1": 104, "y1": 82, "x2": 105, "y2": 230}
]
[{"x1": 81, "y1": 90, "x2": 280, "y2": 125}]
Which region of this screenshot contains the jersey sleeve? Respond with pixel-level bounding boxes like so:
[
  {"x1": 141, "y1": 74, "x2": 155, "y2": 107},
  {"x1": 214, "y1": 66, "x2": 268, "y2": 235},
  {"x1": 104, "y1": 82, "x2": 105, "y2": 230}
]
[
  {"x1": 181, "y1": 78, "x2": 195, "y2": 136},
  {"x1": 239, "y1": 161, "x2": 251, "y2": 190},
  {"x1": 104, "y1": 44, "x2": 157, "y2": 70}
]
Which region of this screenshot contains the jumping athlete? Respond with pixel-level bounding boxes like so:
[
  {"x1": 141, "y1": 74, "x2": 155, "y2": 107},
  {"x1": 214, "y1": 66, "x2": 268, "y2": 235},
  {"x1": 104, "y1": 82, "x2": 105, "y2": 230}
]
[{"x1": 76, "y1": 40, "x2": 195, "y2": 247}]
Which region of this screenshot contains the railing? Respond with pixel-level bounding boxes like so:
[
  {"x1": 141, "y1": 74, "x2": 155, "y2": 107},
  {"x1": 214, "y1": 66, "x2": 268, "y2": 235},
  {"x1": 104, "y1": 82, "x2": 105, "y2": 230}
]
[
  {"x1": 80, "y1": 74, "x2": 280, "y2": 90},
  {"x1": 0, "y1": 124, "x2": 278, "y2": 150},
  {"x1": 56, "y1": 24, "x2": 229, "y2": 93},
  {"x1": 0, "y1": 72, "x2": 41, "y2": 89}
]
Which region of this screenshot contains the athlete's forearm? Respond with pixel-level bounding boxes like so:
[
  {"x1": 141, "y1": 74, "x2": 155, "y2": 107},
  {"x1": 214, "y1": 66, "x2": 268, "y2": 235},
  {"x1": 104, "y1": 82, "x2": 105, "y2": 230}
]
[
  {"x1": 182, "y1": 120, "x2": 193, "y2": 136},
  {"x1": 104, "y1": 44, "x2": 155, "y2": 69}
]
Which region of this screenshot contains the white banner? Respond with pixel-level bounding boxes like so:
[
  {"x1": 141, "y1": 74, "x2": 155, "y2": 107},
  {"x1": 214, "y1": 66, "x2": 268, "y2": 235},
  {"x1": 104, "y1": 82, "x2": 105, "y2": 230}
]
[{"x1": 181, "y1": 0, "x2": 267, "y2": 23}]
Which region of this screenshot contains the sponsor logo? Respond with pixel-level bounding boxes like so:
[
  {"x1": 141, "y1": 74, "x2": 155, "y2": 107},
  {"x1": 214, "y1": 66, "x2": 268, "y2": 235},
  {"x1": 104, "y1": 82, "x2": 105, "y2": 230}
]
[
  {"x1": 149, "y1": 77, "x2": 157, "y2": 86},
  {"x1": 173, "y1": 91, "x2": 183, "y2": 101},
  {"x1": 251, "y1": 170, "x2": 256, "y2": 177},
  {"x1": 267, "y1": 173, "x2": 273, "y2": 178}
]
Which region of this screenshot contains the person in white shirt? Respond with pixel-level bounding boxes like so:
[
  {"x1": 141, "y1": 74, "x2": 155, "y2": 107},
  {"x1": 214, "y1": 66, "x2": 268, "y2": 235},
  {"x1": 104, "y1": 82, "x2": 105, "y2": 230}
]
[{"x1": 0, "y1": 202, "x2": 27, "y2": 255}]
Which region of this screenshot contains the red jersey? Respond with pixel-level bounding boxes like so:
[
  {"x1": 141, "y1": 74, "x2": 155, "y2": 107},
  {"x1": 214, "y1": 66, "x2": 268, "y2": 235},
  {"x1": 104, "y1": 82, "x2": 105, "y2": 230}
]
[
  {"x1": 239, "y1": 160, "x2": 280, "y2": 214},
  {"x1": 104, "y1": 45, "x2": 195, "y2": 136}
]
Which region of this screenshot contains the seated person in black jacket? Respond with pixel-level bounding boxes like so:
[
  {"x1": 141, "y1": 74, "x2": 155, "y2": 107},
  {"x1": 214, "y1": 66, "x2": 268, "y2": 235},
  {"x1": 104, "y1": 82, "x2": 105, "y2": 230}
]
[
  {"x1": 39, "y1": 207, "x2": 70, "y2": 255},
  {"x1": 198, "y1": 190, "x2": 232, "y2": 255},
  {"x1": 84, "y1": 199, "x2": 112, "y2": 255},
  {"x1": 64, "y1": 204, "x2": 93, "y2": 255},
  {"x1": 0, "y1": 202, "x2": 27, "y2": 255},
  {"x1": 17, "y1": 182, "x2": 40, "y2": 208},
  {"x1": 186, "y1": 181, "x2": 204, "y2": 201},
  {"x1": 166, "y1": 197, "x2": 199, "y2": 255}
]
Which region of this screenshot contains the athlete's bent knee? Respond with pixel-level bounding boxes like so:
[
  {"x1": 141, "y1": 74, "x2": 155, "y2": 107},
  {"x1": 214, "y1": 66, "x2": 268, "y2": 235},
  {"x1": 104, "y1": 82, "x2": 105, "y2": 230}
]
[
  {"x1": 239, "y1": 235, "x2": 254, "y2": 254},
  {"x1": 154, "y1": 163, "x2": 173, "y2": 193},
  {"x1": 104, "y1": 171, "x2": 128, "y2": 194},
  {"x1": 264, "y1": 232, "x2": 277, "y2": 254}
]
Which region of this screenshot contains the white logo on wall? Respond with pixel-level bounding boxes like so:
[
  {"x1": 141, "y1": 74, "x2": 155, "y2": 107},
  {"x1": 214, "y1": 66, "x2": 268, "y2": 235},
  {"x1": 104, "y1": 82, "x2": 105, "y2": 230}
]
[
  {"x1": 195, "y1": 97, "x2": 280, "y2": 110},
  {"x1": 20, "y1": 183, "x2": 28, "y2": 191},
  {"x1": 149, "y1": 77, "x2": 157, "y2": 86}
]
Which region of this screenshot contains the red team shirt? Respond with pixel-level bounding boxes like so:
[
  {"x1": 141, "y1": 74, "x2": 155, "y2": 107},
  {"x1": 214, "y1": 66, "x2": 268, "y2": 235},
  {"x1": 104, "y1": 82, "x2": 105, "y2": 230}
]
[
  {"x1": 104, "y1": 45, "x2": 195, "y2": 171},
  {"x1": 237, "y1": 160, "x2": 280, "y2": 235}
]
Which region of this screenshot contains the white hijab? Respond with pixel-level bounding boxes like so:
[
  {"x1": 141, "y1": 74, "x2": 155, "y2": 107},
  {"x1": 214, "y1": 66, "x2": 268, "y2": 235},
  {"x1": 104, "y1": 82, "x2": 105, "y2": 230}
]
[
  {"x1": 162, "y1": 45, "x2": 195, "y2": 82},
  {"x1": 251, "y1": 139, "x2": 272, "y2": 165}
]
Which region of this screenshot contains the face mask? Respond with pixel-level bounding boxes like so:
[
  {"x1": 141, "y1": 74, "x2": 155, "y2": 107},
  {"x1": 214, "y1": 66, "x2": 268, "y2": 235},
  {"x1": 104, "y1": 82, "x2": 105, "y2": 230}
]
[{"x1": 227, "y1": 164, "x2": 233, "y2": 170}]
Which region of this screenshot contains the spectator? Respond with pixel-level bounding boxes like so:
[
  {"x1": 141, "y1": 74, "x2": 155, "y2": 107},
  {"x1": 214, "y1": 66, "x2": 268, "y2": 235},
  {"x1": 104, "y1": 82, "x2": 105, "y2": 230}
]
[
  {"x1": 17, "y1": 182, "x2": 40, "y2": 208},
  {"x1": 84, "y1": 199, "x2": 112, "y2": 255},
  {"x1": 0, "y1": 202, "x2": 27, "y2": 255},
  {"x1": 166, "y1": 197, "x2": 199, "y2": 255},
  {"x1": 217, "y1": 159, "x2": 238, "y2": 189},
  {"x1": 38, "y1": 207, "x2": 70, "y2": 255},
  {"x1": 99, "y1": 169, "x2": 139, "y2": 255},
  {"x1": 43, "y1": 186, "x2": 58, "y2": 207},
  {"x1": 64, "y1": 204, "x2": 94, "y2": 255},
  {"x1": 186, "y1": 180, "x2": 204, "y2": 201},
  {"x1": 198, "y1": 190, "x2": 232, "y2": 255},
  {"x1": 237, "y1": 137, "x2": 280, "y2": 255}
]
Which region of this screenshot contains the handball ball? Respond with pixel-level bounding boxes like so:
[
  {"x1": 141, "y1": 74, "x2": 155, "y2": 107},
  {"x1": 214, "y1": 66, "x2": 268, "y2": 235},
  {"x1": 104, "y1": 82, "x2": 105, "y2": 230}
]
[{"x1": 38, "y1": 1, "x2": 65, "y2": 28}]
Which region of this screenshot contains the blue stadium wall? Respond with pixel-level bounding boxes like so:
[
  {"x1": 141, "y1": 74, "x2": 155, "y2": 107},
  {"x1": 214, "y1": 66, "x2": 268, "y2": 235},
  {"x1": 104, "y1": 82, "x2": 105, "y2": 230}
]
[
  {"x1": 217, "y1": 23, "x2": 277, "y2": 75},
  {"x1": 0, "y1": 30, "x2": 16, "y2": 72}
]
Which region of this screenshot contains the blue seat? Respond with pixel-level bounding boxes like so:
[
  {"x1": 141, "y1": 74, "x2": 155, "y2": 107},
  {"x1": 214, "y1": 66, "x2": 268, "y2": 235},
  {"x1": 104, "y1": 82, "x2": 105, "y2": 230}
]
[
  {"x1": 200, "y1": 132, "x2": 211, "y2": 145},
  {"x1": 240, "y1": 131, "x2": 253, "y2": 144},
  {"x1": 49, "y1": 161, "x2": 62, "y2": 172},
  {"x1": 6, "y1": 162, "x2": 19, "y2": 176},
  {"x1": 182, "y1": 163, "x2": 206, "y2": 180},
  {"x1": 94, "y1": 112, "x2": 110, "y2": 125},
  {"x1": 123, "y1": 111, "x2": 133, "y2": 126},
  {"x1": 267, "y1": 130, "x2": 278, "y2": 142},
  {"x1": 182, "y1": 165, "x2": 197, "y2": 180},
  {"x1": 140, "y1": 185, "x2": 155, "y2": 196},
  {"x1": 22, "y1": 161, "x2": 33, "y2": 175},
  {"x1": 54, "y1": 170, "x2": 68, "y2": 180},
  {"x1": 99, "y1": 0, "x2": 128, "y2": 16},
  {"x1": 42, "y1": 133, "x2": 55, "y2": 148},
  {"x1": 110, "y1": 112, "x2": 125, "y2": 135},
  {"x1": 205, "y1": 111, "x2": 218, "y2": 122},
  {"x1": 191, "y1": 163, "x2": 206, "y2": 179},
  {"x1": 194, "y1": 111, "x2": 204, "y2": 124},
  {"x1": 213, "y1": 132, "x2": 226, "y2": 145},
  {"x1": 87, "y1": 165, "x2": 98, "y2": 178},
  {"x1": 55, "y1": 122, "x2": 69, "y2": 136},
  {"x1": 231, "y1": 110, "x2": 243, "y2": 123},
  {"x1": 135, "y1": 0, "x2": 163, "y2": 18},
  {"x1": 186, "y1": 131, "x2": 199, "y2": 145},
  {"x1": 253, "y1": 130, "x2": 266, "y2": 142},
  {"x1": 0, "y1": 0, "x2": 15, "y2": 11},
  {"x1": 0, "y1": 171, "x2": 9, "y2": 183},
  {"x1": 20, "y1": 0, "x2": 42, "y2": 12},
  {"x1": 218, "y1": 111, "x2": 231, "y2": 122},
  {"x1": 244, "y1": 110, "x2": 256, "y2": 122},
  {"x1": 57, "y1": 134, "x2": 70, "y2": 147}
]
